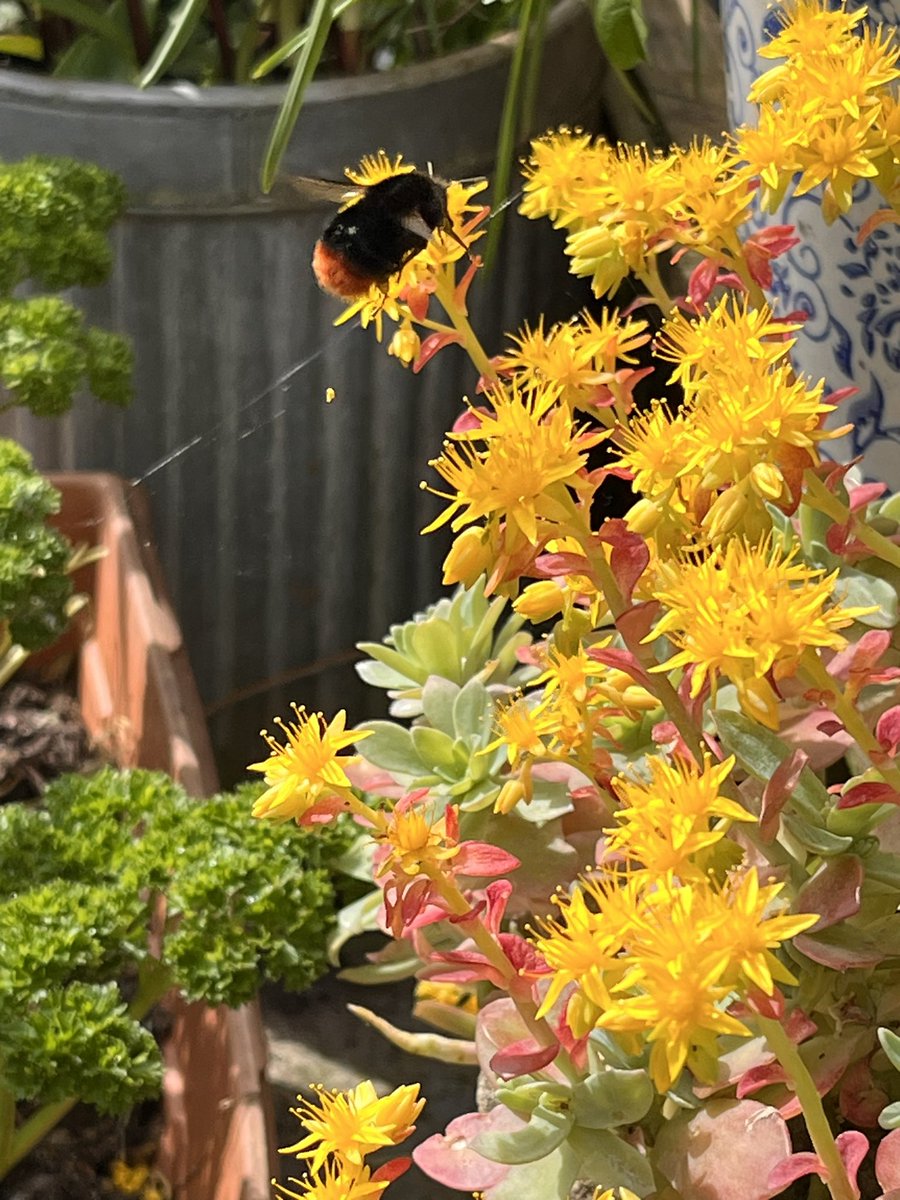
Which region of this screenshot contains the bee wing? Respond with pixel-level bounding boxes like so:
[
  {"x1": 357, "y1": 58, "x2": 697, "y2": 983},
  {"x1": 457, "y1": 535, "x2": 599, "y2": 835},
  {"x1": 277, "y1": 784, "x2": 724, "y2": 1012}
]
[{"x1": 266, "y1": 175, "x2": 363, "y2": 211}]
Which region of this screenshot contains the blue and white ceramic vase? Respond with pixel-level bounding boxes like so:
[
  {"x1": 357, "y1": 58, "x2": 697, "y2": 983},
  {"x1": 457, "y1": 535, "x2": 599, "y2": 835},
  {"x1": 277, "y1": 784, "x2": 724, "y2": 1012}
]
[{"x1": 722, "y1": 0, "x2": 900, "y2": 487}]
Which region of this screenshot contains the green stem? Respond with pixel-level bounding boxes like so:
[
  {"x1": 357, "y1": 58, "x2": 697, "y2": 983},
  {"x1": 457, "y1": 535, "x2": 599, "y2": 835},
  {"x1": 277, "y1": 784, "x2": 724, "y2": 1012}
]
[
  {"x1": 635, "y1": 260, "x2": 675, "y2": 317},
  {"x1": 432, "y1": 272, "x2": 498, "y2": 384},
  {"x1": 757, "y1": 1015, "x2": 855, "y2": 1200},
  {"x1": 0, "y1": 1083, "x2": 15, "y2": 1175},
  {"x1": 427, "y1": 871, "x2": 578, "y2": 1081},
  {"x1": 804, "y1": 470, "x2": 900, "y2": 572},
  {"x1": 2, "y1": 1097, "x2": 77, "y2": 1179},
  {"x1": 585, "y1": 542, "x2": 707, "y2": 764},
  {"x1": 800, "y1": 648, "x2": 900, "y2": 794}
]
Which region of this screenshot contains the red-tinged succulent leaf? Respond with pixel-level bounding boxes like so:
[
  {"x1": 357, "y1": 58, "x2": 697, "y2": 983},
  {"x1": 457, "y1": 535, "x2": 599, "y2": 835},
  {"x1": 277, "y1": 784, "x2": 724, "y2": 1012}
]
[
  {"x1": 840, "y1": 1060, "x2": 888, "y2": 1128},
  {"x1": 877, "y1": 707, "x2": 900, "y2": 756},
  {"x1": 455, "y1": 841, "x2": 521, "y2": 878},
  {"x1": 736, "y1": 1062, "x2": 788, "y2": 1098},
  {"x1": 794, "y1": 928, "x2": 885, "y2": 969},
  {"x1": 588, "y1": 644, "x2": 655, "y2": 690},
  {"x1": 372, "y1": 1156, "x2": 412, "y2": 1184},
  {"x1": 795, "y1": 856, "x2": 863, "y2": 931},
  {"x1": 412, "y1": 1109, "x2": 522, "y2": 1189},
  {"x1": 818, "y1": 719, "x2": 845, "y2": 736},
  {"x1": 490, "y1": 1037, "x2": 559, "y2": 1080},
  {"x1": 533, "y1": 551, "x2": 592, "y2": 578},
  {"x1": 744, "y1": 988, "x2": 786, "y2": 1020},
  {"x1": 838, "y1": 782, "x2": 900, "y2": 809},
  {"x1": 760, "y1": 748, "x2": 808, "y2": 842},
  {"x1": 617, "y1": 599, "x2": 661, "y2": 648},
  {"x1": 453, "y1": 406, "x2": 488, "y2": 432},
  {"x1": 655, "y1": 1099, "x2": 791, "y2": 1200},
  {"x1": 877, "y1": 1129, "x2": 900, "y2": 1190},
  {"x1": 837, "y1": 1129, "x2": 869, "y2": 1195},
  {"x1": 413, "y1": 330, "x2": 462, "y2": 372},
  {"x1": 768, "y1": 1152, "x2": 826, "y2": 1192},
  {"x1": 475, "y1": 998, "x2": 567, "y2": 1087},
  {"x1": 785, "y1": 1008, "x2": 818, "y2": 1043},
  {"x1": 688, "y1": 257, "x2": 720, "y2": 306},
  {"x1": 596, "y1": 519, "x2": 650, "y2": 602}
]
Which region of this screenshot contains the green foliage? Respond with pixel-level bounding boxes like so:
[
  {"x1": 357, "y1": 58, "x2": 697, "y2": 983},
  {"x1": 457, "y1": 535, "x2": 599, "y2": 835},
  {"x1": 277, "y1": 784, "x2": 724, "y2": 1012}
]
[
  {"x1": 356, "y1": 579, "x2": 533, "y2": 718},
  {"x1": 0, "y1": 439, "x2": 72, "y2": 651},
  {"x1": 0, "y1": 157, "x2": 125, "y2": 295},
  {"x1": 0, "y1": 769, "x2": 354, "y2": 1117},
  {"x1": 0, "y1": 156, "x2": 132, "y2": 416}
]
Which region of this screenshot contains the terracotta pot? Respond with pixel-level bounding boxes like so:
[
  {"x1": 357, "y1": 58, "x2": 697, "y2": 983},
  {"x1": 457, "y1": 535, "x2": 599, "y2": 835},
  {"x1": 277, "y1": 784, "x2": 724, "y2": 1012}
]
[{"x1": 47, "y1": 471, "x2": 275, "y2": 1200}]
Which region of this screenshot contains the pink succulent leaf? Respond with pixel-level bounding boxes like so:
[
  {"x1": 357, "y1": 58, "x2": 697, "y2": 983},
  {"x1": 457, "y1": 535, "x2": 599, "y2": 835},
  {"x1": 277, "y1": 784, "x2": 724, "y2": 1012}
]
[
  {"x1": 785, "y1": 1008, "x2": 818, "y2": 1043},
  {"x1": 837, "y1": 781, "x2": 900, "y2": 809},
  {"x1": 596, "y1": 519, "x2": 650, "y2": 602},
  {"x1": 836, "y1": 1129, "x2": 869, "y2": 1195},
  {"x1": 768, "y1": 1152, "x2": 827, "y2": 1192},
  {"x1": 453, "y1": 406, "x2": 490, "y2": 433},
  {"x1": 829, "y1": 630, "x2": 891, "y2": 681},
  {"x1": 412, "y1": 1109, "x2": 523, "y2": 1190},
  {"x1": 413, "y1": 330, "x2": 463, "y2": 372},
  {"x1": 877, "y1": 706, "x2": 900, "y2": 756},
  {"x1": 778, "y1": 705, "x2": 853, "y2": 771},
  {"x1": 876, "y1": 1129, "x2": 900, "y2": 1190},
  {"x1": 848, "y1": 481, "x2": 887, "y2": 511},
  {"x1": 490, "y1": 1037, "x2": 560, "y2": 1080},
  {"x1": 795, "y1": 855, "x2": 863, "y2": 931},
  {"x1": 483, "y1": 879, "x2": 513, "y2": 936},
  {"x1": 760, "y1": 748, "x2": 808, "y2": 842},
  {"x1": 454, "y1": 841, "x2": 521, "y2": 877},
  {"x1": 655, "y1": 1099, "x2": 791, "y2": 1200}
]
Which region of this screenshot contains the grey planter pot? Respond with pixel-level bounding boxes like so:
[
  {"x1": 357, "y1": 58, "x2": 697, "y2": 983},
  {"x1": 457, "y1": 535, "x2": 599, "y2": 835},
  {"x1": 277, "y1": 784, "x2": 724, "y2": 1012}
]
[{"x1": 0, "y1": 4, "x2": 604, "y2": 780}]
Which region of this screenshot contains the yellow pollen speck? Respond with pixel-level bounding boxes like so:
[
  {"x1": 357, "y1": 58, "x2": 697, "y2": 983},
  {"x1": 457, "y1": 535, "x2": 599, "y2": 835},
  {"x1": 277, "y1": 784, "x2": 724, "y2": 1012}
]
[{"x1": 325, "y1": 387, "x2": 336, "y2": 404}]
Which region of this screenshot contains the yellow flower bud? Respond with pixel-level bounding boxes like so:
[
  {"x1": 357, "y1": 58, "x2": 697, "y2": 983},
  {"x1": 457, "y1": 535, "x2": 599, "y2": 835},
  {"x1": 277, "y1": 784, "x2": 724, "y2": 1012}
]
[
  {"x1": 750, "y1": 460, "x2": 787, "y2": 501},
  {"x1": 625, "y1": 496, "x2": 664, "y2": 535},
  {"x1": 703, "y1": 484, "x2": 748, "y2": 540},
  {"x1": 513, "y1": 580, "x2": 566, "y2": 622},
  {"x1": 494, "y1": 778, "x2": 527, "y2": 815},
  {"x1": 387, "y1": 323, "x2": 421, "y2": 366},
  {"x1": 442, "y1": 527, "x2": 492, "y2": 586}
]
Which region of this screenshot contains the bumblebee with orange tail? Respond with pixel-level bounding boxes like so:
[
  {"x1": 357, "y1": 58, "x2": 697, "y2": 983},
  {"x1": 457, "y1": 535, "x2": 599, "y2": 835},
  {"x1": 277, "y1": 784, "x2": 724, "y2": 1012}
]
[{"x1": 308, "y1": 169, "x2": 469, "y2": 300}]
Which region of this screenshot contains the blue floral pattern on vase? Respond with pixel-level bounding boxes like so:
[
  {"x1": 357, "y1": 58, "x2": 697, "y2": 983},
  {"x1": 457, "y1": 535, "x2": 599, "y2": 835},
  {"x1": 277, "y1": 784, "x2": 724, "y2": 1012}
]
[{"x1": 721, "y1": 0, "x2": 900, "y2": 486}]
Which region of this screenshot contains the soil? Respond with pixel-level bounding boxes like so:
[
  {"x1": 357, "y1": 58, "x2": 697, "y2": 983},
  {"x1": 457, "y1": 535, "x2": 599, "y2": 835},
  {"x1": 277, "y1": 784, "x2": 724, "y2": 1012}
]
[
  {"x1": 0, "y1": 679, "x2": 97, "y2": 801},
  {"x1": 0, "y1": 677, "x2": 168, "y2": 1200}
]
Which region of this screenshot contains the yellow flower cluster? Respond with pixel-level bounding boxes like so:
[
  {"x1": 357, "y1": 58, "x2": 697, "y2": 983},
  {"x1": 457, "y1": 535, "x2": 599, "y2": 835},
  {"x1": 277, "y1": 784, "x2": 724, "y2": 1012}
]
[
  {"x1": 425, "y1": 378, "x2": 605, "y2": 590},
  {"x1": 647, "y1": 536, "x2": 874, "y2": 728},
  {"x1": 488, "y1": 643, "x2": 658, "y2": 796},
  {"x1": 615, "y1": 296, "x2": 846, "y2": 548},
  {"x1": 739, "y1": 0, "x2": 900, "y2": 220},
  {"x1": 248, "y1": 705, "x2": 369, "y2": 823},
  {"x1": 277, "y1": 1081, "x2": 424, "y2": 1200},
  {"x1": 496, "y1": 309, "x2": 651, "y2": 419},
  {"x1": 520, "y1": 132, "x2": 757, "y2": 298},
  {"x1": 531, "y1": 756, "x2": 817, "y2": 1091}
]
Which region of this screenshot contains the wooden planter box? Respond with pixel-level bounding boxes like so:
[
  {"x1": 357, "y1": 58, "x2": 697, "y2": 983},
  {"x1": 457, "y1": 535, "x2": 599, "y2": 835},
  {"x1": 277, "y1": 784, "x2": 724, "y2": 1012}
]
[{"x1": 48, "y1": 471, "x2": 275, "y2": 1200}]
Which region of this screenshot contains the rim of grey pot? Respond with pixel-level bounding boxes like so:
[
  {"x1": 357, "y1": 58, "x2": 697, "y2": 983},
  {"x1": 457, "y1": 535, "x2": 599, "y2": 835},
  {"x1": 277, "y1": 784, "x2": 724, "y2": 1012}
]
[
  {"x1": 0, "y1": 0, "x2": 578, "y2": 112},
  {"x1": 0, "y1": 0, "x2": 596, "y2": 210}
]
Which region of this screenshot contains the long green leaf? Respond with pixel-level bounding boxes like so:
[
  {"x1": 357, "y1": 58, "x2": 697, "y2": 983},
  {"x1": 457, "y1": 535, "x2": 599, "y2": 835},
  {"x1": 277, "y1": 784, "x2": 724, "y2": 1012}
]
[
  {"x1": 592, "y1": 0, "x2": 647, "y2": 69},
  {"x1": 260, "y1": 0, "x2": 338, "y2": 191},
  {"x1": 483, "y1": 0, "x2": 541, "y2": 271},
  {"x1": 138, "y1": 0, "x2": 208, "y2": 85},
  {"x1": 40, "y1": 0, "x2": 134, "y2": 56},
  {"x1": 252, "y1": 0, "x2": 356, "y2": 81}
]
